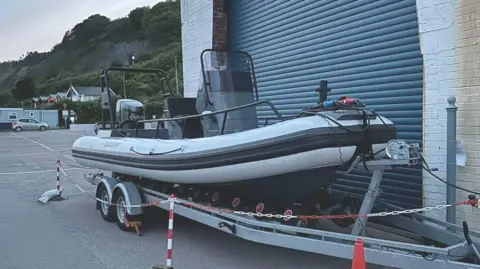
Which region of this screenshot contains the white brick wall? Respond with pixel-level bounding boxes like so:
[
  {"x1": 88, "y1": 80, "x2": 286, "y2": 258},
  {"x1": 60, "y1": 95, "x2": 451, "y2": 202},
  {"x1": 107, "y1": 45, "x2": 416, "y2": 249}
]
[
  {"x1": 418, "y1": 0, "x2": 480, "y2": 230},
  {"x1": 180, "y1": 0, "x2": 213, "y2": 98}
]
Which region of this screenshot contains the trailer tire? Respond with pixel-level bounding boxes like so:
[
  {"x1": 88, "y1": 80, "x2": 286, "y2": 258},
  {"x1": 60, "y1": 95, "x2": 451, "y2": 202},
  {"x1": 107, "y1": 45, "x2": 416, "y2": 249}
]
[
  {"x1": 97, "y1": 184, "x2": 115, "y2": 222},
  {"x1": 112, "y1": 190, "x2": 131, "y2": 231}
]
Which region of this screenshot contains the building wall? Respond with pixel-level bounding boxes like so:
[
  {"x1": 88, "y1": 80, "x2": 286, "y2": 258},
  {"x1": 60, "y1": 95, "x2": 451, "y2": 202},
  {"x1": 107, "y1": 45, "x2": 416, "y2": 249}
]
[
  {"x1": 212, "y1": 0, "x2": 227, "y2": 50},
  {"x1": 71, "y1": 95, "x2": 98, "y2": 102},
  {"x1": 0, "y1": 108, "x2": 59, "y2": 129},
  {"x1": 181, "y1": 0, "x2": 480, "y2": 228},
  {"x1": 32, "y1": 110, "x2": 59, "y2": 127},
  {"x1": 180, "y1": 0, "x2": 214, "y2": 97},
  {"x1": 418, "y1": 0, "x2": 480, "y2": 229}
]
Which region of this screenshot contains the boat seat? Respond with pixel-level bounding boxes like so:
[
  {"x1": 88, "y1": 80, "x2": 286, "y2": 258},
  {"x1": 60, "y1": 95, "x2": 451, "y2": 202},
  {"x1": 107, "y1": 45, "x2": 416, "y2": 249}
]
[{"x1": 164, "y1": 97, "x2": 204, "y2": 139}]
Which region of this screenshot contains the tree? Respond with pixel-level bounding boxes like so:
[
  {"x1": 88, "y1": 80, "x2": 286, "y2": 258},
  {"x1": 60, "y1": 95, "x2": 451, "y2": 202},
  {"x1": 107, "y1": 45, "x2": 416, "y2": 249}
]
[
  {"x1": 68, "y1": 14, "x2": 111, "y2": 45},
  {"x1": 11, "y1": 77, "x2": 36, "y2": 101},
  {"x1": 0, "y1": 2, "x2": 182, "y2": 106},
  {"x1": 0, "y1": 92, "x2": 12, "y2": 105},
  {"x1": 142, "y1": 1, "x2": 181, "y2": 45},
  {"x1": 128, "y1": 7, "x2": 149, "y2": 29},
  {"x1": 110, "y1": 59, "x2": 123, "y2": 67}
]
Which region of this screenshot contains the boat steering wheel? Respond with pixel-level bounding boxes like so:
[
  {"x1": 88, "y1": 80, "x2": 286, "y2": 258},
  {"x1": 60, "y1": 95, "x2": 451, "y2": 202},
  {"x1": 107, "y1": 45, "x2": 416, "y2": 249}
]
[{"x1": 119, "y1": 120, "x2": 136, "y2": 129}]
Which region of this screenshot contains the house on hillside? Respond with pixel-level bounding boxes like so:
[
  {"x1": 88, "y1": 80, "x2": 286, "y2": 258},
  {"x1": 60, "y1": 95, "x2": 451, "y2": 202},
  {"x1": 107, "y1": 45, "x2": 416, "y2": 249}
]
[
  {"x1": 40, "y1": 95, "x2": 55, "y2": 104},
  {"x1": 55, "y1": 92, "x2": 68, "y2": 101},
  {"x1": 31, "y1": 91, "x2": 68, "y2": 108},
  {"x1": 66, "y1": 85, "x2": 116, "y2": 102}
]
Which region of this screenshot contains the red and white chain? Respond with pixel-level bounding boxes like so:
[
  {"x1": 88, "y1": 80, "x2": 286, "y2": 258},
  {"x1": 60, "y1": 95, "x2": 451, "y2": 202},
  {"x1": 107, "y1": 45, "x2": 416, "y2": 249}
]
[
  {"x1": 177, "y1": 198, "x2": 478, "y2": 221},
  {"x1": 59, "y1": 166, "x2": 169, "y2": 208},
  {"x1": 59, "y1": 166, "x2": 479, "y2": 218}
]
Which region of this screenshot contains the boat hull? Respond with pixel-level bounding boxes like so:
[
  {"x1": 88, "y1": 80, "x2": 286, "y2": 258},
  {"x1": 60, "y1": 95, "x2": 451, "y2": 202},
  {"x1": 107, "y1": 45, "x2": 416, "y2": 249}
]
[
  {"x1": 74, "y1": 143, "x2": 385, "y2": 184},
  {"x1": 72, "y1": 115, "x2": 396, "y2": 184}
]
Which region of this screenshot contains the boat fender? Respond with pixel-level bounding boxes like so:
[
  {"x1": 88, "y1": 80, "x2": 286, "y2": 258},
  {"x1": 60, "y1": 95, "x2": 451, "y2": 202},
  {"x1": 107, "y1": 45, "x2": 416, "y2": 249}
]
[
  {"x1": 129, "y1": 145, "x2": 185, "y2": 155},
  {"x1": 113, "y1": 182, "x2": 143, "y2": 216},
  {"x1": 322, "y1": 100, "x2": 336, "y2": 108}
]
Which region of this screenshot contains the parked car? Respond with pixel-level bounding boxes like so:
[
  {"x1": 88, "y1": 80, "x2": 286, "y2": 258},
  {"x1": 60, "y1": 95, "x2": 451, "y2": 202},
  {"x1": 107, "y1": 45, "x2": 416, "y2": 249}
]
[{"x1": 12, "y1": 119, "x2": 49, "y2": 132}]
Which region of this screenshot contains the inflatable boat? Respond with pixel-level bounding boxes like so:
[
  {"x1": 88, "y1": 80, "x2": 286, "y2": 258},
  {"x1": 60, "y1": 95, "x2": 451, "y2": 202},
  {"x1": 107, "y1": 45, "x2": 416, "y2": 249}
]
[
  {"x1": 72, "y1": 113, "x2": 394, "y2": 183},
  {"x1": 71, "y1": 49, "x2": 397, "y2": 207}
]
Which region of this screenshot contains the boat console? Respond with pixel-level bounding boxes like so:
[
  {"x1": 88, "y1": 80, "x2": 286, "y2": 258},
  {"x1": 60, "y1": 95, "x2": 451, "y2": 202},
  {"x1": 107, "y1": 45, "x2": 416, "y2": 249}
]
[{"x1": 164, "y1": 50, "x2": 261, "y2": 139}]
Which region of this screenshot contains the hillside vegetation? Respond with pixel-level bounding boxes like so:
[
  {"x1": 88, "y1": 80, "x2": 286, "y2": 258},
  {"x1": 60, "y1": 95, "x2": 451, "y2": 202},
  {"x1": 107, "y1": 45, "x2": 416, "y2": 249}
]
[{"x1": 0, "y1": 0, "x2": 182, "y2": 108}]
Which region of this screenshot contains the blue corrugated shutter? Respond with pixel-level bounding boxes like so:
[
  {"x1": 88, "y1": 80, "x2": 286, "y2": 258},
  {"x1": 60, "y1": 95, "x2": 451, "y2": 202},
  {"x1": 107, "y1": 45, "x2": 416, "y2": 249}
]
[{"x1": 228, "y1": 0, "x2": 423, "y2": 209}]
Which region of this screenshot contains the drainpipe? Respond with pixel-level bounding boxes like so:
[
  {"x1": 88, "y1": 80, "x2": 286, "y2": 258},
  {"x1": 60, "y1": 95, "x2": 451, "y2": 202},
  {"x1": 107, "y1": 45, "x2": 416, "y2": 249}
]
[{"x1": 446, "y1": 96, "x2": 458, "y2": 227}]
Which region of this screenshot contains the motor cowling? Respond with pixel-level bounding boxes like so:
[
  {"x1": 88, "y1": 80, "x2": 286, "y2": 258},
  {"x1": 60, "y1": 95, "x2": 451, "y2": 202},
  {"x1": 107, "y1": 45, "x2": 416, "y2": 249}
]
[{"x1": 116, "y1": 99, "x2": 145, "y2": 129}]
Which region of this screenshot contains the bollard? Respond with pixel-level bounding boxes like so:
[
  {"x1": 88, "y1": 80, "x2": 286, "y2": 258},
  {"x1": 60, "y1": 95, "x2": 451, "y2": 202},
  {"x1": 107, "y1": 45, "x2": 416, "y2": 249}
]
[
  {"x1": 152, "y1": 194, "x2": 175, "y2": 269},
  {"x1": 56, "y1": 160, "x2": 61, "y2": 191},
  {"x1": 446, "y1": 96, "x2": 458, "y2": 226}
]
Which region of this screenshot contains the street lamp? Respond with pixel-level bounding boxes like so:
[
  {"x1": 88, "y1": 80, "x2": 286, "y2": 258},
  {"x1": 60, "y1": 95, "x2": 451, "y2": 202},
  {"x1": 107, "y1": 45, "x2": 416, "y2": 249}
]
[{"x1": 123, "y1": 55, "x2": 136, "y2": 99}]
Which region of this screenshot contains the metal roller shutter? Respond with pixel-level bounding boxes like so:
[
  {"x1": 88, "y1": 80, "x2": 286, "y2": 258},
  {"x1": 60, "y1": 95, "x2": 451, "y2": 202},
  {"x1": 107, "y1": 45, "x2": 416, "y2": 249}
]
[{"x1": 228, "y1": 0, "x2": 424, "y2": 209}]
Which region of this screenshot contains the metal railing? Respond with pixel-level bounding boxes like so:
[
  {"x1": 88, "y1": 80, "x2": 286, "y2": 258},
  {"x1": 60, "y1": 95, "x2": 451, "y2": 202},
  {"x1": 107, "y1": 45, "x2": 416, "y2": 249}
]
[{"x1": 135, "y1": 100, "x2": 285, "y2": 139}]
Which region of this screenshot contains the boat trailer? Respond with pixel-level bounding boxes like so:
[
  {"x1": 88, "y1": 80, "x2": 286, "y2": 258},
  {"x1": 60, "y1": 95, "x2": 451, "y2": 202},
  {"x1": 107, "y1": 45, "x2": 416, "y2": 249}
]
[{"x1": 77, "y1": 138, "x2": 480, "y2": 269}]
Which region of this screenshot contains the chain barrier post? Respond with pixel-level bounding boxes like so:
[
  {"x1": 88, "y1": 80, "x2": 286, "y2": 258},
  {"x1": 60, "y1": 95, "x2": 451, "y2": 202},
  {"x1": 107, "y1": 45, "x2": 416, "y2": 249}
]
[
  {"x1": 166, "y1": 194, "x2": 175, "y2": 267},
  {"x1": 446, "y1": 96, "x2": 458, "y2": 227},
  {"x1": 152, "y1": 194, "x2": 175, "y2": 269},
  {"x1": 153, "y1": 194, "x2": 176, "y2": 269},
  {"x1": 38, "y1": 160, "x2": 63, "y2": 203}
]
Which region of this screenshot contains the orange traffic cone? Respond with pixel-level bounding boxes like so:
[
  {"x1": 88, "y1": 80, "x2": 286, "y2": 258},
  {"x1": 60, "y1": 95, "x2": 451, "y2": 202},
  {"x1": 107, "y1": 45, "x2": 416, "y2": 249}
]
[{"x1": 351, "y1": 238, "x2": 366, "y2": 269}]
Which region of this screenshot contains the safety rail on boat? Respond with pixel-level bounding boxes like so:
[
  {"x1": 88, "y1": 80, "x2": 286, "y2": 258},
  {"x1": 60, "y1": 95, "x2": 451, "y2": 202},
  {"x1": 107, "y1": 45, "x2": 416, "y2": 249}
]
[
  {"x1": 94, "y1": 121, "x2": 120, "y2": 130},
  {"x1": 100, "y1": 66, "x2": 172, "y2": 127},
  {"x1": 135, "y1": 100, "x2": 285, "y2": 139},
  {"x1": 200, "y1": 49, "x2": 260, "y2": 103}
]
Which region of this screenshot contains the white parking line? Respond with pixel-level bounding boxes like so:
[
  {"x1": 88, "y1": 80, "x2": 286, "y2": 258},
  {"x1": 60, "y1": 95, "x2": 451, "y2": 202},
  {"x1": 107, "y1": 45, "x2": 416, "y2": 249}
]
[
  {"x1": 0, "y1": 167, "x2": 85, "y2": 175},
  {"x1": 0, "y1": 152, "x2": 53, "y2": 157},
  {"x1": 10, "y1": 132, "x2": 54, "y2": 152},
  {"x1": 0, "y1": 162, "x2": 60, "y2": 167},
  {"x1": 8, "y1": 132, "x2": 77, "y2": 161},
  {"x1": 49, "y1": 130, "x2": 85, "y2": 136}
]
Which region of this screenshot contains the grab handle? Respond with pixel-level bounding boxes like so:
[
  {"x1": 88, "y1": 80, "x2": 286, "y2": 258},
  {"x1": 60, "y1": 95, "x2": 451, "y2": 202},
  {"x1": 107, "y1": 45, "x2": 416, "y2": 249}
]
[{"x1": 129, "y1": 146, "x2": 184, "y2": 156}]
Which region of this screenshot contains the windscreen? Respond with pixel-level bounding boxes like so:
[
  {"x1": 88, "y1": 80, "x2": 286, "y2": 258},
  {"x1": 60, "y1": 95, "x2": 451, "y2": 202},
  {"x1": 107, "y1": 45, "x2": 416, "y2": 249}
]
[{"x1": 200, "y1": 50, "x2": 257, "y2": 96}]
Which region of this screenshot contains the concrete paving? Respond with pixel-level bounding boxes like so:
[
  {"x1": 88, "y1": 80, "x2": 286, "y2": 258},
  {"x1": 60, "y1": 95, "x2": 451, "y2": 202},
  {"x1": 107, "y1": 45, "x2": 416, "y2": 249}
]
[{"x1": 0, "y1": 129, "x2": 389, "y2": 269}]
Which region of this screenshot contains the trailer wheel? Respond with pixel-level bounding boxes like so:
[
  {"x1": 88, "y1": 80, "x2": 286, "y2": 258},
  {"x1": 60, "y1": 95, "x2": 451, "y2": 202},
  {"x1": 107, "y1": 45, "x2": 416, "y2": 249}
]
[
  {"x1": 113, "y1": 190, "x2": 132, "y2": 231},
  {"x1": 98, "y1": 185, "x2": 115, "y2": 222}
]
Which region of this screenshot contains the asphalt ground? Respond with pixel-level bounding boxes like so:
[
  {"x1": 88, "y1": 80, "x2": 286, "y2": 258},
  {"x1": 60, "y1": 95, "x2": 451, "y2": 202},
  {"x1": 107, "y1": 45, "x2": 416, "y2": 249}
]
[{"x1": 0, "y1": 129, "x2": 389, "y2": 269}]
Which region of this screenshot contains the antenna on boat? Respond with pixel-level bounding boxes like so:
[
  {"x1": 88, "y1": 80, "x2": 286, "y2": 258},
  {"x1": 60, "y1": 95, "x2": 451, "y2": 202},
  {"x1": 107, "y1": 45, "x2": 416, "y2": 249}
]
[{"x1": 316, "y1": 80, "x2": 331, "y2": 103}]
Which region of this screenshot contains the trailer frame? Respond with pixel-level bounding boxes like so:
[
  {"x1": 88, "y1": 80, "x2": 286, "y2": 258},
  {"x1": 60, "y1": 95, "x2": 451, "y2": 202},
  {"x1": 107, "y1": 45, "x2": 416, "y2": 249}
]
[{"x1": 84, "y1": 157, "x2": 480, "y2": 269}]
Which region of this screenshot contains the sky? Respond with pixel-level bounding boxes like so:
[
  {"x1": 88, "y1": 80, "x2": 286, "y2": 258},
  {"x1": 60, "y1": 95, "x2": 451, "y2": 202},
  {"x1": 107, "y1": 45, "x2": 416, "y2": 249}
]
[{"x1": 0, "y1": 0, "x2": 161, "y2": 62}]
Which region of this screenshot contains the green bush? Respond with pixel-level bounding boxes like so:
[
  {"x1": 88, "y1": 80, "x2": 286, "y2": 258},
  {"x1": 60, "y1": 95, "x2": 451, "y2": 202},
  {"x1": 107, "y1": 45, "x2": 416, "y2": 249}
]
[{"x1": 54, "y1": 100, "x2": 102, "y2": 123}]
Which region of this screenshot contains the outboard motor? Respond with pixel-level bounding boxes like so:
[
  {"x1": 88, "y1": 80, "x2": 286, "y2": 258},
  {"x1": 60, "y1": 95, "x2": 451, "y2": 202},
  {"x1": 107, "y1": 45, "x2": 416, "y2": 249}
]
[{"x1": 116, "y1": 99, "x2": 145, "y2": 129}]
